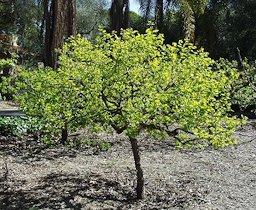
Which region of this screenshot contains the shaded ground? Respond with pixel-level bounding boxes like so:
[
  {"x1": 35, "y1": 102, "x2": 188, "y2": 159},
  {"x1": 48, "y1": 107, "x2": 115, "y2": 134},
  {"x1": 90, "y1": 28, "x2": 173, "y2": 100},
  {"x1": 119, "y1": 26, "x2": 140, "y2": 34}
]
[{"x1": 0, "y1": 122, "x2": 256, "y2": 210}]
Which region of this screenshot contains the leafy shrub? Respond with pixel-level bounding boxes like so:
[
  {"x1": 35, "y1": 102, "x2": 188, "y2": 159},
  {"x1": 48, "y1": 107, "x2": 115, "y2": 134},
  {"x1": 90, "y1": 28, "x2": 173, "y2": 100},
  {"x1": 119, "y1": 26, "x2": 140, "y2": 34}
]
[
  {"x1": 3, "y1": 28, "x2": 244, "y2": 199},
  {"x1": 216, "y1": 58, "x2": 256, "y2": 112},
  {"x1": 0, "y1": 54, "x2": 17, "y2": 72},
  {"x1": 0, "y1": 53, "x2": 21, "y2": 100},
  {"x1": 0, "y1": 116, "x2": 43, "y2": 136},
  {"x1": 1, "y1": 65, "x2": 87, "y2": 141},
  {"x1": 234, "y1": 60, "x2": 256, "y2": 112}
]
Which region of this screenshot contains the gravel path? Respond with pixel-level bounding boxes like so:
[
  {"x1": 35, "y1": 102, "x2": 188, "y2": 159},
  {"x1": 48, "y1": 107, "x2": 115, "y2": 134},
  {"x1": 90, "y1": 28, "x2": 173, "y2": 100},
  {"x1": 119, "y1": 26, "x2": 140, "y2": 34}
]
[
  {"x1": 0, "y1": 101, "x2": 18, "y2": 110},
  {"x1": 0, "y1": 122, "x2": 256, "y2": 210}
]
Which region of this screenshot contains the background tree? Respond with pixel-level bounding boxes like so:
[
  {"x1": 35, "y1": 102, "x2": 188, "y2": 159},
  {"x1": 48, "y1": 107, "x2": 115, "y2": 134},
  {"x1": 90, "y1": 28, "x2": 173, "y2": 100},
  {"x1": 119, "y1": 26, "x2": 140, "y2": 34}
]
[
  {"x1": 1, "y1": 0, "x2": 256, "y2": 60},
  {"x1": 138, "y1": 0, "x2": 207, "y2": 42},
  {"x1": 129, "y1": 11, "x2": 145, "y2": 33},
  {"x1": 155, "y1": 0, "x2": 164, "y2": 32},
  {"x1": 76, "y1": 0, "x2": 109, "y2": 39},
  {"x1": 0, "y1": 0, "x2": 43, "y2": 56},
  {"x1": 110, "y1": 0, "x2": 130, "y2": 34},
  {"x1": 163, "y1": 8, "x2": 182, "y2": 43},
  {"x1": 0, "y1": 0, "x2": 16, "y2": 34},
  {"x1": 195, "y1": 0, "x2": 256, "y2": 59},
  {"x1": 43, "y1": 0, "x2": 76, "y2": 69}
]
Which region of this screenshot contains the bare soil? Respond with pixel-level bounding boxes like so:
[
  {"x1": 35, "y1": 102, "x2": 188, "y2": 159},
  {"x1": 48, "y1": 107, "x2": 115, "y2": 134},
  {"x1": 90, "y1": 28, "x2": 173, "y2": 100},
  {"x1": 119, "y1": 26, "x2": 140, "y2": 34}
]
[
  {"x1": 0, "y1": 122, "x2": 256, "y2": 210},
  {"x1": 0, "y1": 101, "x2": 18, "y2": 110}
]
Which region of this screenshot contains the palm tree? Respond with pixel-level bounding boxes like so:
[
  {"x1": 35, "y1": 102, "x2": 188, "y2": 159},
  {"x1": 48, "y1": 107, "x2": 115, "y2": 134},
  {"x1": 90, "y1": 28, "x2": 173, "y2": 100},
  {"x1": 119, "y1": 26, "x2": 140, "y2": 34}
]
[
  {"x1": 137, "y1": 0, "x2": 208, "y2": 42},
  {"x1": 177, "y1": 0, "x2": 208, "y2": 42}
]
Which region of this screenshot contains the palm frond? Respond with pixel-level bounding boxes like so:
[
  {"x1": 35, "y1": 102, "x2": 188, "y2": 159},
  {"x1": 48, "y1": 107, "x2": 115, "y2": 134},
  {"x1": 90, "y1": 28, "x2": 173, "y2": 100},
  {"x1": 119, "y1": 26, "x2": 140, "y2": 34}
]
[
  {"x1": 136, "y1": 0, "x2": 207, "y2": 41},
  {"x1": 168, "y1": 0, "x2": 207, "y2": 42}
]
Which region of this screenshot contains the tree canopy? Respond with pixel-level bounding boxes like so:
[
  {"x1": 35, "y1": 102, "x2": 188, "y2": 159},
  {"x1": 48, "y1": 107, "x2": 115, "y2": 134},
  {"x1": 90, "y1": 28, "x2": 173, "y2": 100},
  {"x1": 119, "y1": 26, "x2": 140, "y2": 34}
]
[{"x1": 1, "y1": 0, "x2": 256, "y2": 60}]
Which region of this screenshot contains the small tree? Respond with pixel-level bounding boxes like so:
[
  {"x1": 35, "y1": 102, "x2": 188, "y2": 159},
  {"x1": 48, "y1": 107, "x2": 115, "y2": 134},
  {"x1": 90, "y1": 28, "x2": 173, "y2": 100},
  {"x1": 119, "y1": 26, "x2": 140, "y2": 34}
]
[{"x1": 6, "y1": 28, "x2": 243, "y2": 199}]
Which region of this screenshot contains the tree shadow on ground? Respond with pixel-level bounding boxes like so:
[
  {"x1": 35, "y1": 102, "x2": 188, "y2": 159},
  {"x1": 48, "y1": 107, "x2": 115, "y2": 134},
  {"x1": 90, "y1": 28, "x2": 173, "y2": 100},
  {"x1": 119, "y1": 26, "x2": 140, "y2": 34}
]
[
  {"x1": 0, "y1": 133, "x2": 178, "y2": 163},
  {"x1": 0, "y1": 171, "x2": 208, "y2": 210},
  {"x1": 0, "y1": 136, "x2": 81, "y2": 162},
  {"x1": 0, "y1": 172, "x2": 135, "y2": 210}
]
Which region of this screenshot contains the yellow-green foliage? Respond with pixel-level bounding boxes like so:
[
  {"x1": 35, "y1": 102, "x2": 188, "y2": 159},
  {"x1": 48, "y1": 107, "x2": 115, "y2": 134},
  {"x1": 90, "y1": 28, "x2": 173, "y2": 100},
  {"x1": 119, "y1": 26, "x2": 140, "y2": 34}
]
[
  {"x1": 0, "y1": 54, "x2": 18, "y2": 73},
  {"x1": 217, "y1": 58, "x2": 256, "y2": 111},
  {"x1": 4, "y1": 28, "x2": 244, "y2": 147}
]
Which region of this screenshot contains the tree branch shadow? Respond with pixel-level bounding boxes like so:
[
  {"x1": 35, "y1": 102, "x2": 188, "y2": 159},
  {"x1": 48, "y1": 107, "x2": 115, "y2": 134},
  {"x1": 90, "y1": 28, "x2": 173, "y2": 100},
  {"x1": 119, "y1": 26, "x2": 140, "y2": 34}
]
[{"x1": 0, "y1": 172, "x2": 135, "y2": 210}]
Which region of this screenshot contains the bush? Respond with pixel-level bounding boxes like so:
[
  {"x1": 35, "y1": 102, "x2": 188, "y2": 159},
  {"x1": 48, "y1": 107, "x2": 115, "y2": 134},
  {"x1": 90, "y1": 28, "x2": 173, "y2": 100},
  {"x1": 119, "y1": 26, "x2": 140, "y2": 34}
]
[
  {"x1": 0, "y1": 116, "x2": 43, "y2": 137},
  {"x1": 234, "y1": 60, "x2": 256, "y2": 112},
  {"x1": 216, "y1": 58, "x2": 256, "y2": 113},
  {"x1": 0, "y1": 53, "x2": 20, "y2": 100}
]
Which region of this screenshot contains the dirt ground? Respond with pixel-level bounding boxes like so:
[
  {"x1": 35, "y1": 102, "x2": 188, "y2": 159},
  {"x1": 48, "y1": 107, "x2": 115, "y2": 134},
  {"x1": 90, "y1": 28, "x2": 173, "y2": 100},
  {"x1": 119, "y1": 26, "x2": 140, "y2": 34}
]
[
  {"x1": 0, "y1": 121, "x2": 256, "y2": 210},
  {"x1": 0, "y1": 101, "x2": 18, "y2": 110}
]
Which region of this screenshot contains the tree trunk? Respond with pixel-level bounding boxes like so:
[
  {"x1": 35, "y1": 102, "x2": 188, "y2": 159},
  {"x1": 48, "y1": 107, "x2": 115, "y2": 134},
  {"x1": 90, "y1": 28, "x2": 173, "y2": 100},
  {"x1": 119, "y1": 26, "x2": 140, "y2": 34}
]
[
  {"x1": 155, "y1": 0, "x2": 164, "y2": 33},
  {"x1": 43, "y1": 0, "x2": 53, "y2": 67},
  {"x1": 110, "y1": 0, "x2": 129, "y2": 35},
  {"x1": 51, "y1": 0, "x2": 66, "y2": 69},
  {"x1": 129, "y1": 136, "x2": 144, "y2": 199},
  {"x1": 44, "y1": 0, "x2": 76, "y2": 69},
  {"x1": 67, "y1": 0, "x2": 76, "y2": 36},
  {"x1": 39, "y1": 0, "x2": 46, "y2": 60},
  {"x1": 61, "y1": 123, "x2": 68, "y2": 145}
]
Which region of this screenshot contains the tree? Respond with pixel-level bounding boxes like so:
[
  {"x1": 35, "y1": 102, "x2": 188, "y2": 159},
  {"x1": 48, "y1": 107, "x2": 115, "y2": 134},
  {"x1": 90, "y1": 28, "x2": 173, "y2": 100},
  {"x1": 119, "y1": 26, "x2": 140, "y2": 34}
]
[
  {"x1": 155, "y1": 0, "x2": 164, "y2": 32},
  {"x1": 178, "y1": 0, "x2": 208, "y2": 42},
  {"x1": 162, "y1": 8, "x2": 182, "y2": 43},
  {"x1": 138, "y1": 0, "x2": 208, "y2": 42},
  {"x1": 0, "y1": 0, "x2": 16, "y2": 33},
  {"x1": 210, "y1": 0, "x2": 256, "y2": 60},
  {"x1": 76, "y1": 0, "x2": 109, "y2": 39},
  {"x1": 129, "y1": 11, "x2": 145, "y2": 33},
  {"x1": 0, "y1": 0, "x2": 44, "y2": 55},
  {"x1": 6, "y1": 28, "x2": 243, "y2": 199},
  {"x1": 43, "y1": 0, "x2": 76, "y2": 69},
  {"x1": 110, "y1": 0, "x2": 130, "y2": 34}
]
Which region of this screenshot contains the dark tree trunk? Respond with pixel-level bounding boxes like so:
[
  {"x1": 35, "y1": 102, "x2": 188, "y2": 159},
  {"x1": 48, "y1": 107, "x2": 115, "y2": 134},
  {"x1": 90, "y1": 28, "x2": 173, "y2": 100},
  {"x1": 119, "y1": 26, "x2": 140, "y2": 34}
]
[
  {"x1": 43, "y1": 0, "x2": 76, "y2": 69},
  {"x1": 155, "y1": 0, "x2": 164, "y2": 32},
  {"x1": 129, "y1": 136, "x2": 144, "y2": 199},
  {"x1": 39, "y1": 0, "x2": 45, "y2": 60},
  {"x1": 51, "y1": 0, "x2": 66, "y2": 69},
  {"x1": 67, "y1": 0, "x2": 76, "y2": 36},
  {"x1": 61, "y1": 123, "x2": 68, "y2": 145},
  {"x1": 43, "y1": 0, "x2": 53, "y2": 67},
  {"x1": 110, "y1": 0, "x2": 129, "y2": 35}
]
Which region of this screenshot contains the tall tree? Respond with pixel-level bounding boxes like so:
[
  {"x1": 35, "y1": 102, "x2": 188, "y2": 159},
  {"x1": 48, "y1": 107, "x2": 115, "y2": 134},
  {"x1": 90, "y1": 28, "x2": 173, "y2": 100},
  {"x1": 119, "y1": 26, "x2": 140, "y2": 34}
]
[
  {"x1": 76, "y1": 0, "x2": 109, "y2": 39},
  {"x1": 196, "y1": 0, "x2": 256, "y2": 59},
  {"x1": 138, "y1": 0, "x2": 207, "y2": 42},
  {"x1": 155, "y1": 0, "x2": 164, "y2": 32},
  {"x1": 110, "y1": 0, "x2": 129, "y2": 34},
  {"x1": 43, "y1": 0, "x2": 76, "y2": 69},
  {"x1": 177, "y1": 0, "x2": 208, "y2": 42},
  {"x1": 0, "y1": 0, "x2": 16, "y2": 33}
]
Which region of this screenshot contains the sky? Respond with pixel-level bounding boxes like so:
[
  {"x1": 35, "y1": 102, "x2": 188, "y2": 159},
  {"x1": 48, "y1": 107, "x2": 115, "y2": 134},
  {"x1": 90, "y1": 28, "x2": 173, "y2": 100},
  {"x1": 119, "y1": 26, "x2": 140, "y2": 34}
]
[{"x1": 129, "y1": 0, "x2": 140, "y2": 13}]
